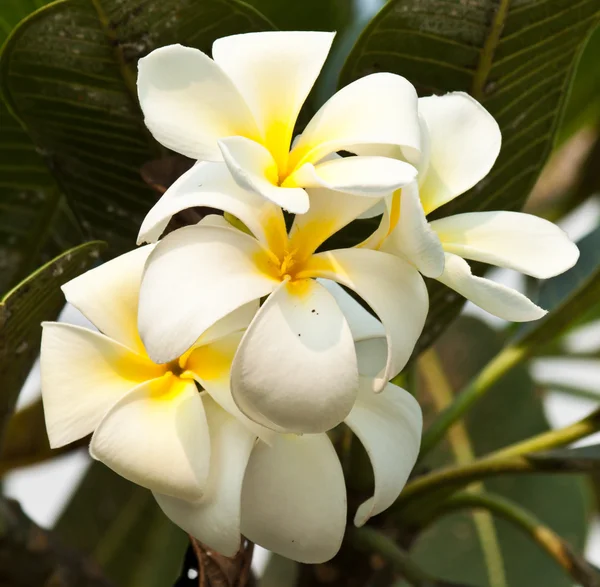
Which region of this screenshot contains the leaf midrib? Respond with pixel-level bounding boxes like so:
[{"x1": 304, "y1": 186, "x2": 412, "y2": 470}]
[{"x1": 471, "y1": 0, "x2": 512, "y2": 99}]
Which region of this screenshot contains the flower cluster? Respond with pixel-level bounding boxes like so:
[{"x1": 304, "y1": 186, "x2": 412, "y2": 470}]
[{"x1": 40, "y1": 31, "x2": 578, "y2": 563}]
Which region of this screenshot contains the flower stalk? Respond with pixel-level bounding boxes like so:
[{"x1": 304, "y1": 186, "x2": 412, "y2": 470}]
[
  {"x1": 397, "y1": 406, "x2": 600, "y2": 508},
  {"x1": 419, "y1": 343, "x2": 528, "y2": 459},
  {"x1": 418, "y1": 350, "x2": 507, "y2": 587}
]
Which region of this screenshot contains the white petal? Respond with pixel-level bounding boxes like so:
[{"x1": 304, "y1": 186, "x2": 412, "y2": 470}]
[
  {"x1": 40, "y1": 323, "x2": 162, "y2": 448},
  {"x1": 90, "y1": 377, "x2": 210, "y2": 501},
  {"x1": 212, "y1": 32, "x2": 334, "y2": 166},
  {"x1": 382, "y1": 182, "x2": 445, "y2": 278},
  {"x1": 219, "y1": 136, "x2": 310, "y2": 214},
  {"x1": 438, "y1": 253, "x2": 546, "y2": 321},
  {"x1": 284, "y1": 156, "x2": 417, "y2": 197},
  {"x1": 241, "y1": 433, "x2": 346, "y2": 563},
  {"x1": 186, "y1": 332, "x2": 273, "y2": 443},
  {"x1": 317, "y1": 280, "x2": 388, "y2": 377},
  {"x1": 62, "y1": 246, "x2": 154, "y2": 354},
  {"x1": 345, "y1": 379, "x2": 422, "y2": 526},
  {"x1": 418, "y1": 92, "x2": 501, "y2": 214},
  {"x1": 153, "y1": 397, "x2": 255, "y2": 557},
  {"x1": 290, "y1": 73, "x2": 420, "y2": 169},
  {"x1": 288, "y1": 188, "x2": 381, "y2": 261},
  {"x1": 430, "y1": 211, "x2": 579, "y2": 279},
  {"x1": 317, "y1": 279, "x2": 384, "y2": 341},
  {"x1": 302, "y1": 248, "x2": 428, "y2": 390},
  {"x1": 358, "y1": 193, "x2": 397, "y2": 250},
  {"x1": 195, "y1": 302, "x2": 258, "y2": 347},
  {"x1": 138, "y1": 161, "x2": 288, "y2": 255},
  {"x1": 137, "y1": 44, "x2": 259, "y2": 160},
  {"x1": 231, "y1": 280, "x2": 358, "y2": 433},
  {"x1": 138, "y1": 224, "x2": 278, "y2": 364},
  {"x1": 358, "y1": 200, "x2": 386, "y2": 219},
  {"x1": 355, "y1": 338, "x2": 388, "y2": 378}
]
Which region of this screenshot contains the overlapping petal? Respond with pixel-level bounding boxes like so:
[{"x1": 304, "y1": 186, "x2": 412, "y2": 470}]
[
  {"x1": 240, "y1": 432, "x2": 346, "y2": 564},
  {"x1": 186, "y1": 331, "x2": 273, "y2": 443},
  {"x1": 283, "y1": 156, "x2": 417, "y2": 197},
  {"x1": 318, "y1": 279, "x2": 384, "y2": 342},
  {"x1": 431, "y1": 211, "x2": 579, "y2": 278},
  {"x1": 138, "y1": 224, "x2": 279, "y2": 364},
  {"x1": 438, "y1": 253, "x2": 546, "y2": 321},
  {"x1": 137, "y1": 162, "x2": 287, "y2": 255},
  {"x1": 231, "y1": 280, "x2": 358, "y2": 433},
  {"x1": 219, "y1": 136, "x2": 310, "y2": 214},
  {"x1": 290, "y1": 72, "x2": 421, "y2": 168},
  {"x1": 288, "y1": 188, "x2": 382, "y2": 261},
  {"x1": 90, "y1": 376, "x2": 210, "y2": 501},
  {"x1": 137, "y1": 44, "x2": 259, "y2": 161},
  {"x1": 418, "y1": 92, "x2": 501, "y2": 214},
  {"x1": 212, "y1": 31, "x2": 334, "y2": 167},
  {"x1": 345, "y1": 379, "x2": 422, "y2": 526},
  {"x1": 40, "y1": 323, "x2": 163, "y2": 448},
  {"x1": 62, "y1": 245, "x2": 153, "y2": 354},
  {"x1": 302, "y1": 248, "x2": 428, "y2": 391},
  {"x1": 194, "y1": 302, "x2": 259, "y2": 347},
  {"x1": 153, "y1": 398, "x2": 255, "y2": 556},
  {"x1": 382, "y1": 183, "x2": 445, "y2": 278}
]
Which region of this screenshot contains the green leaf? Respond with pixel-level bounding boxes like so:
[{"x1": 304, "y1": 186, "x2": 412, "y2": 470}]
[
  {"x1": 0, "y1": 498, "x2": 113, "y2": 587},
  {"x1": 0, "y1": 0, "x2": 274, "y2": 255},
  {"x1": 0, "y1": 240, "x2": 104, "y2": 440},
  {"x1": 0, "y1": 397, "x2": 92, "y2": 477},
  {"x1": 0, "y1": 0, "x2": 83, "y2": 295},
  {"x1": 517, "y1": 224, "x2": 600, "y2": 347},
  {"x1": 244, "y1": 0, "x2": 351, "y2": 31},
  {"x1": 55, "y1": 461, "x2": 188, "y2": 587},
  {"x1": 557, "y1": 24, "x2": 600, "y2": 143},
  {"x1": 340, "y1": 0, "x2": 600, "y2": 354},
  {"x1": 412, "y1": 316, "x2": 591, "y2": 587},
  {"x1": 0, "y1": 399, "x2": 87, "y2": 476}
]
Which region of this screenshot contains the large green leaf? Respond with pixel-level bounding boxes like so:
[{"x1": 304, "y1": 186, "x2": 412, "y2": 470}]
[
  {"x1": 0, "y1": 240, "x2": 104, "y2": 440},
  {"x1": 0, "y1": 0, "x2": 274, "y2": 255},
  {"x1": 557, "y1": 24, "x2": 600, "y2": 143},
  {"x1": 0, "y1": 0, "x2": 83, "y2": 294},
  {"x1": 244, "y1": 0, "x2": 351, "y2": 31},
  {"x1": 55, "y1": 461, "x2": 188, "y2": 587},
  {"x1": 340, "y1": 0, "x2": 600, "y2": 354},
  {"x1": 411, "y1": 317, "x2": 590, "y2": 587},
  {"x1": 0, "y1": 498, "x2": 113, "y2": 587}
]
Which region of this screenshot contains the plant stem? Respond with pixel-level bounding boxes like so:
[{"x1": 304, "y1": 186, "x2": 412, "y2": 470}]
[
  {"x1": 351, "y1": 526, "x2": 434, "y2": 587},
  {"x1": 419, "y1": 350, "x2": 507, "y2": 587},
  {"x1": 425, "y1": 492, "x2": 600, "y2": 587},
  {"x1": 490, "y1": 406, "x2": 600, "y2": 460},
  {"x1": 398, "y1": 406, "x2": 600, "y2": 507},
  {"x1": 420, "y1": 345, "x2": 527, "y2": 459}
]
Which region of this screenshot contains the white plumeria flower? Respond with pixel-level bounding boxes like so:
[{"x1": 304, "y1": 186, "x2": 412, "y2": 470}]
[
  {"x1": 137, "y1": 171, "x2": 428, "y2": 434},
  {"x1": 362, "y1": 92, "x2": 579, "y2": 321},
  {"x1": 156, "y1": 282, "x2": 422, "y2": 563},
  {"x1": 40, "y1": 245, "x2": 262, "y2": 503},
  {"x1": 137, "y1": 31, "x2": 421, "y2": 214},
  {"x1": 40, "y1": 249, "x2": 422, "y2": 563}
]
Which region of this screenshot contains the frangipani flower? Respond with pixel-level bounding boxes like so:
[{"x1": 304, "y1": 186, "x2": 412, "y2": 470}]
[
  {"x1": 363, "y1": 92, "x2": 579, "y2": 321},
  {"x1": 155, "y1": 281, "x2": 422, "y2": 563},
  {"x1": 40, "y1": 245, "x2": 261, "y2": 502},
  {"x1": 137, "y1": 169, "x2": 428, "y2": 434},
  {"x1": 40, "y1": 248, "x2": 422, "y2": 563},
  {"x1": 137, "y1": 31, "x2": 421, "y2": 214}
]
